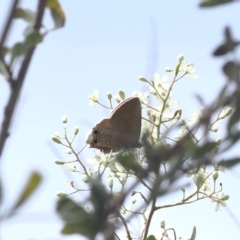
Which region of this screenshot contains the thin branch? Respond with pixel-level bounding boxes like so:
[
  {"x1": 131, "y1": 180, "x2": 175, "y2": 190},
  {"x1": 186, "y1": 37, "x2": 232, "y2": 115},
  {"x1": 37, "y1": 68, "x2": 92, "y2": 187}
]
[
  {"x1": 0, "y1": 0, "x2": 47, "y2": 159},
  {"x1": 0, "y1": 0, "x2": 19, "y2": 51}
]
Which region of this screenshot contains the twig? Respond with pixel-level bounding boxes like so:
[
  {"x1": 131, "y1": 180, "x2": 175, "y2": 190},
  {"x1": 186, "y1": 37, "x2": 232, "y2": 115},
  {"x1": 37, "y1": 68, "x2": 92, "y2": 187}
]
[{"x1": 0, "y1": 0, "x2": 47, "y2": 159}]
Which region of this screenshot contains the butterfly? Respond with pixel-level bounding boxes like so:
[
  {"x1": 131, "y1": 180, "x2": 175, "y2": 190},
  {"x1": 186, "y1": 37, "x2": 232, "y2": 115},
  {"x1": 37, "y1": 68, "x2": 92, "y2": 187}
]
[{"x1": 89, "y1": 97, "x2": 142, "y2": 153}]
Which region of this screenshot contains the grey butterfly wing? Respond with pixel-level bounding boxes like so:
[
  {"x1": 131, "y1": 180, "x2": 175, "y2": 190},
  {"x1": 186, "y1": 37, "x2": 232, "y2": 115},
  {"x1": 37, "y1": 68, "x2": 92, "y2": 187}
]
[
  {"x1": 110, "y1": 97, "x2": 141, "y2": 146},
  {"x1": 90, "y1": 97, "x2": 141, "y2": 153}
]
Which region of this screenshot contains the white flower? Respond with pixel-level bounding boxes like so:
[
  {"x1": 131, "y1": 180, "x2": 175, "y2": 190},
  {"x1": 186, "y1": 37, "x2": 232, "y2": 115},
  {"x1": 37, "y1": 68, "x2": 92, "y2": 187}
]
[
  {"x1": 147, "y1": 73, "x2": 169, "y2": 95},
  {"x1": 88, "y1": 90, "x2": 99, "y2": 105},
  {"x1": 179, "y1": 62, "x2": 198, "y2": 78},
  {"x1": 64, "y1": 164, "x2": 77, "y2": 172},
  {"x1": 212, "y1": 192, "x2": 228, "y2": 212},
  {"x1": 66, "y1": 148, "x2": 72, "y2": 154},
  {"x1": 187, "y1": 108, "x2": 205, "y2": 127},
  {"x1": 88, "y1": 152, "x2": 117, "y2": 171}
]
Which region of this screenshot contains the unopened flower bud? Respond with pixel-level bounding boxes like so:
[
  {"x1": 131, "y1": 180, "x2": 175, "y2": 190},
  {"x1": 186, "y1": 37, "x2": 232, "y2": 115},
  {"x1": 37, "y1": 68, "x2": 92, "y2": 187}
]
[
  {"x1": 85, "y1": 131, "x2": 93, "y2": 144},
  {"x1": 52, "y1": 136, "x2": 62, "y2": 144},
  {"x1": 160, "y1": 220, "x2": 166, "y2": 229},
  {"x1": 139, "y1": 76, "x2": 148, "y2": 82},
  {"x1": 82, "y1": 174, "x2": 89, "y2": 183},
  {"x1": 108, "y1": 177, "x2": 113, "y2": 189},
  {"x1": 55, "y1": 159, "x2": 65, "y2": 165},
  {"x1": 212, "y1": 171, "x2": 219, "y2": 181},
  {"x1": 178, "y1": 54, "x2": 184, "y2": 63},
  {"x1": 211, "y1": 124, "x2": 219, "y2": 132},
  {"x1": 107, "y1": 92, "x2": 112, "y2": 100},
  {"x1": 73, "y1": 127, "x2": 79, "y2": 135},
  {"x1": 222, "y1": 195, "x2": 230, "y2": 201},
  {"x1": 195, "y1": 172, "x2": 204, "y2": 189},
  {"x1": 219, "y1": 106, "x2": 232, "y2": 119},
  {"x1": 61, "y1": 115, "x2": 68, "y2": 123},
  {"x1": 119, "y1": 90, "x2": 125, "y2": 100},
  {"x1": 165, "y1": 67, "x2": 173, "y2": 72},
  {"x1": 215, "y1": 138, "x2": 222, "y2": 145},
  {"x1": 56, "y1": 191, "x2": 67, "y2": 197}
]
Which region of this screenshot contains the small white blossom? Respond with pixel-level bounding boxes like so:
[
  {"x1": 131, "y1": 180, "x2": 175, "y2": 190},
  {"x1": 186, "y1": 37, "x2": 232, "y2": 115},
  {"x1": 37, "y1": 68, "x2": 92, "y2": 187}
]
[
  {"x1": 212, "y1": 192, "x2": 228, "y2": 212},
  {"x1": 88, "y1": 152, "x2": 117, "y2": 171},
  {"x1": 147, "y1": 73, "x2": 169, "y2": 96},
  {"x1": 64, "y1": 164, "x2": 77, "y2": 172},
  {"x1": 66, "y1": 148, "x2": 72, "y2": 154},
  {"x1": 88, "y1": 90, "x2": 99, "y2": 105},
  {"x1": 179, "y1": 61, "x2": 198, "y2": 78}
]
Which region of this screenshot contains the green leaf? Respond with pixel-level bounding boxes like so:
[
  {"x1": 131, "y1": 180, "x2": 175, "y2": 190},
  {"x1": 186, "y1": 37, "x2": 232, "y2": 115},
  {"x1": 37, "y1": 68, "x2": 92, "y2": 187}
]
[
  {"x1": 12, "y1": 172, "x2": 42, "y2": 211},
  {"x1": 213, "y1": 27, "x2": 240, "y2": 56},
  {"x1": 199, "y1": 0, "x2": 235, "y2": 7},
  {"x1": 222, "y1": 61, "x2": 240, "y2": 81},
  {"x1": 13, "y1": 8, "x2": 36, "y2": 24},
  {"x1": 24, "y1": 30, "x2": 43, "y2": 48},
  {"x1": 147, "y1": 235, "x2": 156, "y2": 240},
  {"x1": 227, "y1": 107, "x2": 240, "y2": 133},
  {"x1": 116, "y1": 151, "x2": 143, "y2": 174},
  {"x1": 57, "y1": 197, "x2": 97, "y2": 237},
  {"x1": 191, "y1": 142, "x2": 218, "y2": 159},
  {"x1": 1, "y1": 46, "x2": 11, "y2": 56},
  {"x1": 47, "y1": 0, "x2": 66, "y2": 29},
  {"x1": 11, "y1": 30, "x2": 43, "y2": 63},
  {"x1": 0, "y1": 59, "x2": 10, "y2": 79},
  {"x1": 219, "y1": 158, "x2": 240, "y2": 168},
  {"x1": 189, "y1": 226, "x2": 197, "y2": 240}
]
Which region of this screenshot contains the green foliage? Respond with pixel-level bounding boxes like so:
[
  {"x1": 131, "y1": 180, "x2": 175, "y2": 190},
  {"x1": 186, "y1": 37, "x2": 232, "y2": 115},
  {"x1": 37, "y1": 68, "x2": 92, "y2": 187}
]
[
  {"x1": 12, "y1": 172, "x2": 42, "y2": 211},
  {"x1": 57, "y1": 178, "x2": 116, "y2": 239},
  {"x1": 213, "y1": 27, "x2": 240, "y2": 56},
  {"x1": 199, "y1": 0, "x2": 236, "y2": 7},
  {"x1": 0, "y1": 172, "x2": 42, "y2": 220}
]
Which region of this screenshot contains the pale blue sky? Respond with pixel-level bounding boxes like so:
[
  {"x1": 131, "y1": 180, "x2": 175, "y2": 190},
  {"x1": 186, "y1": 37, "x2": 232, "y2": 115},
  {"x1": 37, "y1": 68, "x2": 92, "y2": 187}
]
[{"x1": 0, "y1": 0, "x2": 240, "y2": 239}]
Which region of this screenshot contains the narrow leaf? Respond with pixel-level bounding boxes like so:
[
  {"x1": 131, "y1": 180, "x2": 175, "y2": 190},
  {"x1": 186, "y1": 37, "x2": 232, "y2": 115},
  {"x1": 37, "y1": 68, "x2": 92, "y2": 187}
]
[
  {"x1": 190, "y1": 226, "x2": 197, "y2": 240},
  {"x1": 12, "y1": 172, "x2": 42, "y2": 211},
  {"x1": 219, "y1": 158, "x2": 240, "y2": 168},
  {"x1": 13, "y1": 8, "x2": 36, "y2": 24},
  {"x1": 222, "y1": 61, "x2": 240, "y2": 81},
  {"x1": 200, "y1": 0, "x2": 235, "y2": 7},
  {"x1": 47, "y1": 0, "x2": 66, "y2": 29}
]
